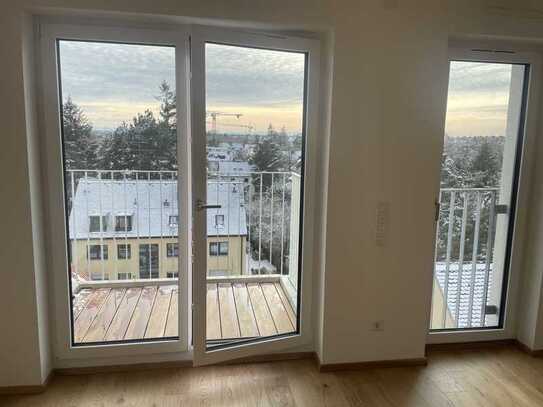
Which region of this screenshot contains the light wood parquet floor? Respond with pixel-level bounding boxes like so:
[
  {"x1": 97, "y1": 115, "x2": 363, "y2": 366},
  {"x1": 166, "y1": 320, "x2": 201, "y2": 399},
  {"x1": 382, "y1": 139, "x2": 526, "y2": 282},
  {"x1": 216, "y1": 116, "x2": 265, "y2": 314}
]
[{"x1": 3, "y1": 346, "x2": 543, "y2": 406}]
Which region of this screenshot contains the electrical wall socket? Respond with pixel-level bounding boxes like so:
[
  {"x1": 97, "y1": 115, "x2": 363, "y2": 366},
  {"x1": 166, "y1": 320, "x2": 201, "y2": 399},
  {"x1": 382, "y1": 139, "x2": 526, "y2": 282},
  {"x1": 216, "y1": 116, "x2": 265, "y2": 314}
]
[{"x1": 371, "y1": 320, "x2": 385, "y2": 331}]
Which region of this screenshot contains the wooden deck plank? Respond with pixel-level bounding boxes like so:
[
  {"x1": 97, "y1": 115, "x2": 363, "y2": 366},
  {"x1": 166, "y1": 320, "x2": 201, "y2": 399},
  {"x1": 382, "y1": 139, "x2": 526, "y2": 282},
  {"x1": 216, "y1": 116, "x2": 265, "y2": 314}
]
[
  {"x1": 144, "y1": 286, "x2": 174, "y2": 339},
  {"x1": 247, "y1": 283, "x2": 277, "y2": 337},
  {"x1": 274, "y1": 282, "x2": 297, "y2": 327},
  {"x1": 73, "y1": 288, "x2": 111, "y2": 343},
  {"x1": 206, "y1": 284, "x2": 221, "y2": 340},
  {"x1": 218, "y1": 283, "x2": 241, "y2": 339},
  {"x1": 261, "y1": 283, "x2": 294, "y2": 334},
  {"x1": 105, "y1": 287, "x2": 142, "y2": 341},
  {"x1": 73, "y1": 289, "x2": 94, "y2": 320},
  {"x1": 164, "y1": 289, "x2": 179, "y2": 337},
  {"x1": 232, "y1": 283, "x2": 259, "y2": 337},
  {"x1": 124, "y1": 286, "x2": 157, "y2": 340},
  {"x1": 82, "y1": 288, "x2": 126, "y2": 343},
  {"x1": 72, "y1": 281, "x2": 294, "y2": 343}
]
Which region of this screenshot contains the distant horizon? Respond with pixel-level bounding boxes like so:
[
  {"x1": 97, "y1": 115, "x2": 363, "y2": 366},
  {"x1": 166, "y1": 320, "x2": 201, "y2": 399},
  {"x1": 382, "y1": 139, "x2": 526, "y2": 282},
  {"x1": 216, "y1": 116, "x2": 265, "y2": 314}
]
[
  {"x1": 59, "y1": 40, "x2": 305, "y2": 136},
  {"x1": 445, "y1": 61, "x2": 515, "y2": 138}
]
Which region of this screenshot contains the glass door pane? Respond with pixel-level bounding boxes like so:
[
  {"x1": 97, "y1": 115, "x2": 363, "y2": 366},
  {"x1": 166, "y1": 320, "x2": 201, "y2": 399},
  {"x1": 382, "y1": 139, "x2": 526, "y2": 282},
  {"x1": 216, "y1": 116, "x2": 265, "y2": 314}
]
[
  {"x1": 430, "y1": 61, "x2": 528, "y2": 330},
  {"x1": 57, "y1": 40, "x2": 181, "y2": 344},
  {"x1": 203, "y1": 43, "x2": 306, "y2": 348}
]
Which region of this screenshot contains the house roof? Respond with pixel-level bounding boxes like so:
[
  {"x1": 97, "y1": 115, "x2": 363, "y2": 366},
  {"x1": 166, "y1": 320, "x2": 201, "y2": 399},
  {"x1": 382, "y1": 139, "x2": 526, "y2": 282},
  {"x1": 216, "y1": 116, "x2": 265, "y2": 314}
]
[
  {"x1": 208, "y1": 160, "x2": 253, "y2": 175},
  {"x1": 434, "y1": 263, "x2": 494, "y2": 328},
  {"x1": 68, "y1": 178, "x2": 247, "y2": 239}
]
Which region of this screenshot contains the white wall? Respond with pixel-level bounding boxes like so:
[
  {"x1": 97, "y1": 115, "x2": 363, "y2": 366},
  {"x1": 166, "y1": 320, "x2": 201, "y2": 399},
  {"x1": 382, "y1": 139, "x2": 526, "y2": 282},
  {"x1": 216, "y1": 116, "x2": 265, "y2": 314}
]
[
  {"x1": 4, "y1": 0, "x2": 543, "y2": 387},
  {"x1": 0, "y1": 5, "x2": 51, "y2": 387}
]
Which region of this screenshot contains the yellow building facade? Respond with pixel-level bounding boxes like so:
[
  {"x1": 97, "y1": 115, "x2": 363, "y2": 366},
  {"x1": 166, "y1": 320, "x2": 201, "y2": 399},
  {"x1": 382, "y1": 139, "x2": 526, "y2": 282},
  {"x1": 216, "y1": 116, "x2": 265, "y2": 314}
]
[{"x1": 71, "y1": 235, "x2": 247, "y2": 280}]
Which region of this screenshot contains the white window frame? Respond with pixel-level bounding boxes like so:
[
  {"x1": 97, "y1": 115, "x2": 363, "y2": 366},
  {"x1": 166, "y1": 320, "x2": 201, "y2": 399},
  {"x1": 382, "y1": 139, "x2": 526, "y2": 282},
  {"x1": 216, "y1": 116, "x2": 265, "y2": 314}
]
[
  {"x1": 427, "y1": 42, "x2": 541, "y2": 344},
  {"x1": 191, "y1": 25, "x2": 320, "y2": 366},
  {"x1": 39, "y1": 21, "x2": 191, "y2": 361}
]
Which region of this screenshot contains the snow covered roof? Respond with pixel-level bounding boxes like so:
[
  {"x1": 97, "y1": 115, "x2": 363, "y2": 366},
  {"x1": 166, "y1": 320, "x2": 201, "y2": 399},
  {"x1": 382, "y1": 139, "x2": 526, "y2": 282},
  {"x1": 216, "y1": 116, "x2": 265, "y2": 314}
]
[
  {"x1": 434, "y1": 262, "x2": 494, "y2": 328},
  {"x1": 68, "y1": 178, "x2": 247, "y2": 239},
  {"x1": 208, "y1": 160, "x2": 253, "y2": 175}
]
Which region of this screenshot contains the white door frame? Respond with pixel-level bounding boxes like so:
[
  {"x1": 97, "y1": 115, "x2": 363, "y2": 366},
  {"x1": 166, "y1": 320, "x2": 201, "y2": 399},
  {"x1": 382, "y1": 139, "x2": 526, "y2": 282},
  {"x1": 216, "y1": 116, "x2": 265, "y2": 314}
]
[
  {"x1": 39, "y1": 21, "x2": 191, "y2": 360},
  {"x1": 427, "y1": 43, "x2": 541, "y2": 344},
  {"x1": 190, "y1": 25, "x2": 320, "y2": 365}
]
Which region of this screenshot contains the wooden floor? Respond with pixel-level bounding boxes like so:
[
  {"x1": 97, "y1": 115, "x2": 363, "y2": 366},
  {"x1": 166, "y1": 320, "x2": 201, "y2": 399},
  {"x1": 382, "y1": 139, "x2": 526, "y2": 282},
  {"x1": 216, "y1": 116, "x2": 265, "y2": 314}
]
[
  {"x1": 73, "y1": 282, "x2": 295, "y2": 343},
  {"x1": 5, "y1": 346, "x2": 543, "y2": 406}
]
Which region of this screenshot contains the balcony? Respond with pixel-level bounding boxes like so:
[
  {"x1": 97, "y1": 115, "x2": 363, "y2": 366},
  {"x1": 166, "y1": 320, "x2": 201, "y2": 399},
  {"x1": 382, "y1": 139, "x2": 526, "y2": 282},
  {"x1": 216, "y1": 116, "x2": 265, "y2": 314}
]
[
  {"x1": 67, "y1": 169, "x2": 300, "y2": 343},
  {"x1": 431, "y1": 187, "x2": 501, "y2": 330}
]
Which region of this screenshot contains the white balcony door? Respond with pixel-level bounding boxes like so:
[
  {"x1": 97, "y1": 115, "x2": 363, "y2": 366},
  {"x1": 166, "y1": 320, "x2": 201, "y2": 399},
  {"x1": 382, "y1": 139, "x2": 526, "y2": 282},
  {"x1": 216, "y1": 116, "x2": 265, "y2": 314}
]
[
  {"x1": 190, "y1": 27, "x2": 320, "y2": 365},
  {"x1": 41, "y1": 22, "x2": 191, "y2": 360},
  {"x1": 429, "y1": 47, "x2": 538, "y2": 340}
]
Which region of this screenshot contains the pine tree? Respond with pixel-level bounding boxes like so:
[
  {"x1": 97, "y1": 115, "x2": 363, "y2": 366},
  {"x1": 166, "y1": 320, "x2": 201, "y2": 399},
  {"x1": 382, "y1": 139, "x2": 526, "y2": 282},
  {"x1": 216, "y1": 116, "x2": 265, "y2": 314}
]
[
  {"x1": 62, "y1": 97, "x2": 98, "y2": 169},
  {"x1": 99, "y1": 81, "x2": 178, "y2": 171},
  {"x1": 249, "y1": 124, "x2": 286, "y2": 189},
  {"x1": 158, "y1": 81, "x2": 176, "y2": 127}
]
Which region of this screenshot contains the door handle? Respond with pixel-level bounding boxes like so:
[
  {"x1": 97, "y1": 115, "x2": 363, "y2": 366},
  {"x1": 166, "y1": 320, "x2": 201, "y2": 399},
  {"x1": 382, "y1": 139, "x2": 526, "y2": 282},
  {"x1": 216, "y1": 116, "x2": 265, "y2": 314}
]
[{"x1": 196, "y1": 199, "x2": 222, "y2": 211}]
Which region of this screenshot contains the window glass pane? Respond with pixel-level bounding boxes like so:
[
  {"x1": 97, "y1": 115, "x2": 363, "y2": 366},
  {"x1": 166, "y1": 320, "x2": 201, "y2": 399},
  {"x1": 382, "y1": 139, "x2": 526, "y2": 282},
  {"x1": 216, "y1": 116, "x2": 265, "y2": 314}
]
[
  {"x1": 430, "y1": 61, "x2": 527, "y2": 330},
  {"x1": 58, "y1": 40, "x2": 179, "y2": 345},
  {"x1": 204, "y1": 43, "x2": 305, "y2": 347}
]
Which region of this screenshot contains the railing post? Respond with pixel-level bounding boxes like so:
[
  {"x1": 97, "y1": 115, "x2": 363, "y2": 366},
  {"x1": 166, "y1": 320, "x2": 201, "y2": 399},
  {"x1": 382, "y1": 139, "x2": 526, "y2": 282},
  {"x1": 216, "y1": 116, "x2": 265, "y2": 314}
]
[
  {"x1": 258, "y1": 173, "x2": 263, "y2": 274},
  {"x1": 481, "y1": 191, "x2": 497, "y2": 326},
  {"x1": 442, "y1": 190, "x2": 456, "y2": 328},
  {"x1": 468, "y1": 191, "x2": 482, "y2": 327},
  {"x1": 270, "y1": 173, "x2": 274, "y2": 269},
  {"x1": 454, "y1": 191, "x2": 469, "y2": 327}
]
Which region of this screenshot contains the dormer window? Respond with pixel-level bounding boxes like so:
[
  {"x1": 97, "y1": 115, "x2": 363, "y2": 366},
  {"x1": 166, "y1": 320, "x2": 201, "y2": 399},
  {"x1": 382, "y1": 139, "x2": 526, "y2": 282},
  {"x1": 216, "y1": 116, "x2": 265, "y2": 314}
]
[
  {"x1": 115, "y1": 215, "x2": 133, "y2": 232},
  {"x1": 89, "y1": 215, "x2": 108, "y2": 232},
  {"x1": 169, "y1": 215, "x2": 179, "y2": 227}
]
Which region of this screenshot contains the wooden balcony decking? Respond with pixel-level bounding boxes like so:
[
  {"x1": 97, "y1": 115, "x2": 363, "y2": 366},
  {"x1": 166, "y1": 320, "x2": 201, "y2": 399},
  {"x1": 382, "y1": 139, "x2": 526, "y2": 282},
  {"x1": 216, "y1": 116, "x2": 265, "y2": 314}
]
[{"x1": 73, "y1": 280, "x2": 296, "y2": 343}]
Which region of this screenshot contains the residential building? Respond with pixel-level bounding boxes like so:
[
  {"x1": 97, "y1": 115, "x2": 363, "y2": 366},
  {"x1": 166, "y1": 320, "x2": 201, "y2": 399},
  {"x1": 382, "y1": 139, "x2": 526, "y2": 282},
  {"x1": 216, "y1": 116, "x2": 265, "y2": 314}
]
[{"x1": 68, "y1": 178, "x2": 247, "y2": 280}]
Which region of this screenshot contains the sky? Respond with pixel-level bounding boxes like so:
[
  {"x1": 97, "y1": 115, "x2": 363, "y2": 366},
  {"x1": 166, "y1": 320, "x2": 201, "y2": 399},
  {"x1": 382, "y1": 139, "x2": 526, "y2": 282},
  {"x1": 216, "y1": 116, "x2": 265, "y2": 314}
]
[
  {"x1": 445, "y1": 61, "x2": 515, "y2": 138},
  {"x1": 59, "y1": 41, "x2": 517, "y2": 138},
  {"x1": 58, "y1": 40, "x2": 305, "y2": 135}
]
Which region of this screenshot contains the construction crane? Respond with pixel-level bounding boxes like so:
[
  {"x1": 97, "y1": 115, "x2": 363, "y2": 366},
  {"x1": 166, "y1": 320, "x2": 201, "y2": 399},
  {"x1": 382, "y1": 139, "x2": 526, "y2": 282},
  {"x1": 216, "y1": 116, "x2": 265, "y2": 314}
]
[{"x1": 206, "y1": 111, "x2": 243, "y2": 134}]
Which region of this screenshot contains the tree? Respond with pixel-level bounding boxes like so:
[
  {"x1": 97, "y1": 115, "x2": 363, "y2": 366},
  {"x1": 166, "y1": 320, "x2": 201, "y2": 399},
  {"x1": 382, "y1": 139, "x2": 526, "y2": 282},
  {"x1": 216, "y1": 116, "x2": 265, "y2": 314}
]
[
  {"x1": 62, "y1": 97, "x2": 98, "y2": 169},
  {"x1": 249, "y1": 126, "x2": 287, "y2": 190},
  {"x1": 98, "y1": 82, "x2": 178, "y2": 171},
  {"x1": 158, "y1": 81, "x2": 176, "y2": 127}
]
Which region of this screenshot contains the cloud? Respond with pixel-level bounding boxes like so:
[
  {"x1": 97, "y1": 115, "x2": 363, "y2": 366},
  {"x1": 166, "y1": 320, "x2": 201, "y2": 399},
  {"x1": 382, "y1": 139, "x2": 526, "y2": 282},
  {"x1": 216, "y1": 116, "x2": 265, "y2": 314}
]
[
  {"x1": 445, "y1": 61, "x2": 517, "y2": 137},
  {"x1": 58, "y1": 40, "x2": 306, "y2": 133},
  {"x1": 59, "y1": 40, "x2": 175, "y2": 129}
]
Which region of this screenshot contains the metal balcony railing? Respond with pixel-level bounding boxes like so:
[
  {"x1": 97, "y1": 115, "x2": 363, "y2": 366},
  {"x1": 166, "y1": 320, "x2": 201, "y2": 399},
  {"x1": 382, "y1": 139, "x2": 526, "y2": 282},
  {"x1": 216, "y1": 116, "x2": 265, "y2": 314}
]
[
  {"x1": 65, "y1": 169, "x2": 301, "y2": 298},
  {"x1": 432, "y1": 187, "x2": 500, "y2": 329}
]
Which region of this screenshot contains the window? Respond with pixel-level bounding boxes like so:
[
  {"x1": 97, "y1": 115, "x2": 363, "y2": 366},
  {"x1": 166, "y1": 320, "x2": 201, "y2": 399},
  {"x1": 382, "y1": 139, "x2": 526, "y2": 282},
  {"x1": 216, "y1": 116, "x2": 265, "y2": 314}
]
[
  {"x1": 169, "y1": 215, "x2": 179, "y2": 226},
  {"x1": 117, "y1": 244, "x2": 131, "y2": 259},
  {"x1": 115, "y1": 215, "x2": 133, "y2": 232},
  {"x1": 167, "y1": 242, "x2": 179, "y2": 257},
  {"x1": 89, "y1": 215, "x2": 108, "y2": 232},
  {"x1": 215, "y1": 214, "x2": 225, "y2": 227},
  {"x1": 209, "y1": 241, "x2": 228, "y2": 256},
  {"x1": 208, "y1": 269, "x2": 227, "y2": 277},
  {"x1": 91, "y1": 272, "x2": 109, "y2": 281},
  {"x1": 117, "y1": 272, "x2": 132, "y2": 280},
  {"x1": 166, "y1": 272, "x2": 179, "y2": 278},
  {"x1": 139, "y1": 244, "x2": 159, "y2": 279},
  {"x1": 88, "y1": 244, "x2": 108, "y2": 260}
]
